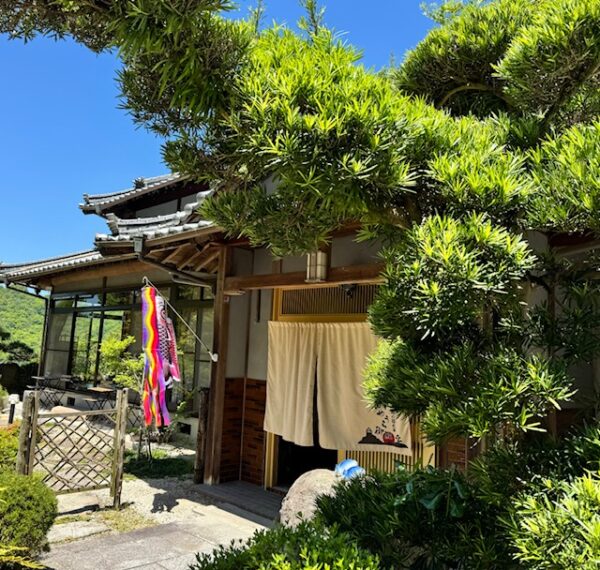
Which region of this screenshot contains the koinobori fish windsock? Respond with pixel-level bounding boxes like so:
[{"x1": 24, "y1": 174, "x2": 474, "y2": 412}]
[{"x1": 141, "y1": 286, "x2": 181, "y2": 427}]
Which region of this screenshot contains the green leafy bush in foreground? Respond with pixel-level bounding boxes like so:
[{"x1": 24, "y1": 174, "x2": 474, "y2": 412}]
[
  {"x1": 189, "y1": 520, "x2": 381, "y2": 570},
  {"x1": 509, "y1": 474, "x2": 600, "y2": 569},
  {"x1": 0, "y1": 422, "x2": 20, "y2": 472},
  {"x1": 317, "y1": 466, "x2": 505, "y2": 569},
  {"x1": 0, "y1": 471, "x2": 57, "y2": 556}
]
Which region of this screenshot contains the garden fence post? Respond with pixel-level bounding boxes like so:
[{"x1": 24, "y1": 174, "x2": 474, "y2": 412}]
[
  {"x1": 193, "y1": 388, "x2": 209, "y2": 484},
  {"x1": 27, "y1": 392, "x2": 40, "y2": 476},
  {"x1": 111, "y1": 389, "x2": 128, "y2": 509},
  {"x1": 16, "y1": 392, "x2": 34, "y2": 475}
]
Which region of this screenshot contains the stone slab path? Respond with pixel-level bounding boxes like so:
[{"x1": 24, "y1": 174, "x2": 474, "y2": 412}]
[
  {"x1": 42, "y1": 479, "x2": 277, "y2": 570},
  {"x1": 43, "y1": 504, "x2": 269, "y2": 570}
]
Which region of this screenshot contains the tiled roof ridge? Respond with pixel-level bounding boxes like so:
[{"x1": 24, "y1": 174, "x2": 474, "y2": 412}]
[
  {"x1": 0, "y1": 249, "x2": 98, "y2": 270},
  {"x1": 97, "y1": 190, "x2": 213, "y2": 242},
  {"x1": 80, "y1": 173, "x2": 186, "y2": 213}
]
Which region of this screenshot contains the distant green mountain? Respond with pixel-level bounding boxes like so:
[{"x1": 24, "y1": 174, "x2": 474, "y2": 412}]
[{"x1": 0, "y1": 287, "x2": 45, "y2": 357}]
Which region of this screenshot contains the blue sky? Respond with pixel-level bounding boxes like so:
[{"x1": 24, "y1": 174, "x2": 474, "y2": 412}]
[{"x1": 0, "y1": 1, "x2": 433, "y2": 264}]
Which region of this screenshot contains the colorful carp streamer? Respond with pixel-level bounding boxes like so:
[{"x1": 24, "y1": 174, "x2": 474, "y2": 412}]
[{"x1": 141, "y1": 286, "x2": 181, "y2": 427}]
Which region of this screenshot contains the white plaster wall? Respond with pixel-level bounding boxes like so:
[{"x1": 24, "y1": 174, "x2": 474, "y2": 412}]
[
  {"x1": 226, "y1": 294, "x2": 250, "y2": 378},
  {"x1": 246, "y1": 289, "x2": 272, "y2": 381}
]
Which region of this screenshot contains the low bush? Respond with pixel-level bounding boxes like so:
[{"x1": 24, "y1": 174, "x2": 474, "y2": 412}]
[
  {"x1": 509, "y1": 474, "x2": 600, "y2": 569},
  {"x1": 0, "y1": 422, "x2": 19, "y2": 472},
  {"x1": 316, "y1": 466, "x2": 507, "y2": 569},
  {"x1": 0, "y1": 471, "x2": 57, "y2": 555},
  {"x1": 189, "y1": 520, "x2": 382, "y2": 570}
]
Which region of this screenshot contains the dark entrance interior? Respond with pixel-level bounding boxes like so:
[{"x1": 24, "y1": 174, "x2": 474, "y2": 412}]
[
  {"x1": 276, "y1": 439, "x2": 337, "y2": 488},
  {"x1": 275, "y1": 376, "x2": 337, "y2": 488}
]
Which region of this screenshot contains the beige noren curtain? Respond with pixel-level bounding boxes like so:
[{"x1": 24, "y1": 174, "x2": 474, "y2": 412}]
[{"x1": 265, "y1": 321, "x2": 411, "y2": 455}]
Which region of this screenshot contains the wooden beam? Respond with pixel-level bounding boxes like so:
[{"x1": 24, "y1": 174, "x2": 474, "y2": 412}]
[
  {"x1": 48, "y1": 260, "x2": 150, "y2": 286},
  {"x1": 224, "y1": 263, "x2": 385, "y2": 295},
  {"x1": 202, "y1": 246, "x2": 231, "y2": 485},
  {"x1": 162, "y1": 243, "x2": 196, "y2": 265},
  {"x1": 182, "y1": 243, "x2": 211, "y2": 270},
  {"x1": 193, "y1": 248, "x2": 220, "y2": 272}
]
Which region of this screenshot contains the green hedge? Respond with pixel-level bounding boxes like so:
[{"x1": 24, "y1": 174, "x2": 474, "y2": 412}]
[
  {"x1": 189, "y1": 520, "x2": 381, "y2": 570},
  {"x1": 0, "y1": 422, "x2": 19, "y2": 472},
  {"x1": 0, "y1": 471, "x2": 57, "y2": 555},
  {"x1": 317, "y1": 466, "x2": 506, "y2": 569}
]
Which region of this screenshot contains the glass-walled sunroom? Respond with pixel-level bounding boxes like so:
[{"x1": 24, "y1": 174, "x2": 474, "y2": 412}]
[{"x1": 43, "y1": 284, "x2": 214, "y2": 412}]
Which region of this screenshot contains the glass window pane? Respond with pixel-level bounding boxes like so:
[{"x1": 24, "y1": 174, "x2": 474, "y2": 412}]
[
  {"x1": 196, "y1": 361, "x2": 212, "y2": 388},
  {"x1": 47, "y1": 312, "x2": 73, "y2": 351},
  {"x1": 199, "y1": 307, "x2": 214, "y2": 349},
  {"x1": 71, "y1": 312, "x2": 102, "y2": 379},
  {"x1": 76, "y1": 294, "x2": 102, "y2": 309},
  {"x1": 101, "y1": 310, "x2": 126, "y2": 342},
  {"x1": 122, "y1": 309, "x2": 142, "y2": 353},
  {"x1": 177, "y1": 286, "x2": 201, "y2": 301},
  {"x1": 105, "y1": 291, "x2": 134, "y2": 306},
  {"x1": 44, "y1": 349, "x2": 69, "y2": 376},
  {"x1": 52, "y1": 297, "x2": 75, "y2": 311}
]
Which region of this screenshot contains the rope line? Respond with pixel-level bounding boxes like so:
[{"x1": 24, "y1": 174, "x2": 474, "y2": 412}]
[{"x1": 142, "y1": 276, "x2": 218, "y2": 362}]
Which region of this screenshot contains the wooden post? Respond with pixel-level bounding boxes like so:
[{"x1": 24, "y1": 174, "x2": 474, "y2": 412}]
[
  {"x1": 203, "y1": 246, "x2": 231, "y2": 485},
  {"x1": 27, "y1": 392, "x2": 40, "y2": 476},
  {"x1": 16, "y1": 393, "x2": 34, "y2": 474},
  {"x1": 193, "y1": 388, "x2": 209, "y2": 483},
  {"x1": 111, "y1": 389, "x2": 128, "y2": 509}
]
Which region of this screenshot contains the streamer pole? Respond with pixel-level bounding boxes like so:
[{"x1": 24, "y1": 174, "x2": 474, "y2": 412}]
[{"x1": 142, "y1": 276, "x2": 218, "y2": 362}]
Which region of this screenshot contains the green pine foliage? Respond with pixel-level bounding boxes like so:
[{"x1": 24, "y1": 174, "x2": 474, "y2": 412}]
[
  {"x1": 200, "y1": 27, "x2": 421, "y2": 255},
  {"x1": 509, "y1": 474, "x2": 600, "y2": 569},
  {"x1": 365, "y1": 340, "x2": 572, "y2": 442},
  {"x1": 527, "y1": 122, "x2": 600, "y2": 233}
]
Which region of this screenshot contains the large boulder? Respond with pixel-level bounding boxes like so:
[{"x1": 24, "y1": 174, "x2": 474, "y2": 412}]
[{"x1": 279, "y1": 469, "x2": 339, "y2": 528}]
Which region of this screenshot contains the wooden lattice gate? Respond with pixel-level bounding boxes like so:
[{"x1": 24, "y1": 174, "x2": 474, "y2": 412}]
[{"x1": 17, "y1": 389, "x2": 129, "y2": 508}]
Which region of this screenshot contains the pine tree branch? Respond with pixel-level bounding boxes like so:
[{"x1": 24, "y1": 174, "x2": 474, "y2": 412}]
[
  {"x1": 540, "y1": 56, "x2": 600, "y2": 133},
  {"x1": 438, "y1": 82, "x2": 514, "y2": 109}
]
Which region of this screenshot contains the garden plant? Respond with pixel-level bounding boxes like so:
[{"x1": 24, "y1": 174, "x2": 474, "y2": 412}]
[{"x1": 3, "y1": 0, "x2": 600, "y2": 567}]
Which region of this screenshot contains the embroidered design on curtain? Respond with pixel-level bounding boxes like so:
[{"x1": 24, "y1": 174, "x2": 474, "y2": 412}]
[
  {"x1": 141, "y1": 286, "x2": 181, "y2": 427},
  {"x1": 264, "y1": 321, "x2": 412, "y2": 454}
]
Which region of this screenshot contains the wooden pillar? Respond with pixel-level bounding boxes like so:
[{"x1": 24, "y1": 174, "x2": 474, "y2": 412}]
[
  {"x1": 37, "y1": 293, "x2": 52, "y2": 377},
  {"x1": 16, "y1": 393, "x2": 35, "y2": 475},
  {"x1": 193, "y1": 388, "x2": 209, "y2": 483},
  {"x1": 111, "y1": 389, "x2": 128, "y2": 509},
  {"x1": 202, "y1": 246, "x2": 231, "y2": 485}
]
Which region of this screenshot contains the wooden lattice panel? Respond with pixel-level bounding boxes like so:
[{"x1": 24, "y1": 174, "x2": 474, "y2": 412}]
[
  {"x1": 280, "y1": 285, "x2": 378, "y2": 316},
  {"x1": 33, "y1": 410, "x2": 117, "y2": 493}
]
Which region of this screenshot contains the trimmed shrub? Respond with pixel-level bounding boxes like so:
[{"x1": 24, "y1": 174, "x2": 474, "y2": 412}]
[
  {"x1": 316, "y1": 466, "x2": 507, "y2": 569},
  {"x1": 0, "y1": 471, "x2": 57, "y2": 555},
  {"x1": 189, "y1": 520, "x2": 382, "y2": 570},
  {"x1": 0, "y1": 422, "x2": 20, "y2": 472},
  {"x1": 509, "y1": 474, "x2": 600, "y2": 569}
]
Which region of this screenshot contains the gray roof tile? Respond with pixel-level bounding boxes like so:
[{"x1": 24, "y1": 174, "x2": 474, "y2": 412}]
[
  {"x1": 0, "y1": 250, "x2": 108, "y2": 281},
  {"x1": 80, "y1": 173, "x2": 185, "y2": 214},
  {"x1": 96, "y1": 190, "x2": 214, "y2": 242}
]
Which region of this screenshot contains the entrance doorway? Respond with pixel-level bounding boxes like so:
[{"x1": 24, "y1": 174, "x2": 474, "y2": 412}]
[
  {"x1": 276, "y1": 439, "x2": 337, "y2": 488},
  {"x1": 272, "y1": 373, "x2": 338, "y2": 489}
]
